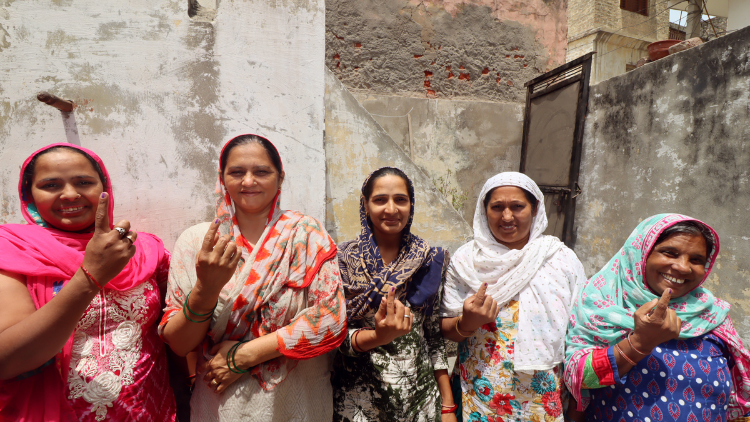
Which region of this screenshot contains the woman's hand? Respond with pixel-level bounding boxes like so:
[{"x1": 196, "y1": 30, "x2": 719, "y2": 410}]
[
  {"x1": 460, "y1": 283, "x2": 499, "y2": 332},
  {"x1": 81, "y1": 193, "x2": 137, "y2": 285},
  {"x1": 631, "y1": 288, "x2": 681, "y2": 352},
  {"x1": 195, "y1": 220, "x2": 242, "y2": 293},
  {"x1": 202, "y1": 341, "x2": 245, "y2": 394},
  {"x1": 372, "y1": 288, "x2": 413, "y2": 346}
]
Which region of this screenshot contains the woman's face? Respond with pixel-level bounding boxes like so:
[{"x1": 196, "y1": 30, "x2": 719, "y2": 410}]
[
  {"x1": 485, "y1": 186, "x2": 537, "y2": 250},
  {"x1": 222, "y1": 142, "x2": 284, "y2": 217},
  {"x1": 364, "y1": 174, "x2": 411, "y2": 240},
  {"x1": 645, "y1": 233, "x2": 708, "y2": 298},
  {"x1": 30, "y1": 149, "x2": 104, "y2": 232}
]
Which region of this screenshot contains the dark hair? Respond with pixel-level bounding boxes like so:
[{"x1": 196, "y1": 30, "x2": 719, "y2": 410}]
[
  {"x1": 653, "y1": 221, "x2": 714, "y2": 257},
  {"x1": 483, "y1": 186, "x2": 538, "y2": 211},
  {"x1": 220, "y1": 135, "x2": 283, "y2": 176},
  {"x1": 22, "y1": 146, "x2": 107, "y2": 199},
  {"x1": 362, "y1": 167, "x2": 414, "y2": 201}
]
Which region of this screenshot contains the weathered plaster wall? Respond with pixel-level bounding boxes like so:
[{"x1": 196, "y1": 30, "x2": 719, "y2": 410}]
[
  {"x1": 325, "y1": 69, "x2": 473, "y2": 252},
  {"x1": 574, "y1": 26, "x2": 750, "y2": 337},
  {"x1": 569, "y1": 32, "x2": 649, "y2": 83},
  {"x1": 353, "y1": 93, "x2": 523, "y2": 223},
  {"x1": 0, "y1": 0, "x2": 325, "y2": 249},
  {"x1": 326, "y1": 0, "x2": 568, "y2": 102}
]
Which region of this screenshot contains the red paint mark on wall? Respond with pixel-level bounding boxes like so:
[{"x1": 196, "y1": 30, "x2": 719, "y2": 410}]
[
  {"x1": 507, "y1": 80, "x2": 513, "y2": 86},
  {"x1": 414, "y1": 54, "x2": 423, "y2": 58},
  {"x1": 459, "y1": 65, "x2": 465, "y2": 70},
  {"x1": 426, "y1": 89, "x2": 436, "y2": 97},
  {"x1": 514, "y1": 55, "x2": 524, "y2": 59},
  {"x1": 482, "y1": 68, "x2": 489, "y2": 75},
  {"x1": 448, "y1": 72, "x2": 454, "y2": 79},
  {"x1": 424, "y1": 71, "x2": 433, "y2": 78},
  {"x1": 333, "y1": 53, "x2": 340, "y2": 60},
  {"x1": 458, "y1": 73, "x2": 470, "y2": 81},
  {"x1": 496, "y1": 78, "x2": 501, "y2": 84},
  {"x1": 445, "y1": 66, "x2": 451, "y2": 71},
  {"x1": 424, "y1": 80, "x2": 431, "y2": 88},
  {"x1": 355, "y1": 42, "x2": 362, "y2": 48}
]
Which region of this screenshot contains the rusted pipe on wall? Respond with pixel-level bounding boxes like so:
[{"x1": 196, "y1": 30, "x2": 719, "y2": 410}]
[{"x1": 37, "y1": 91, "x2": 75, "y2": 112}]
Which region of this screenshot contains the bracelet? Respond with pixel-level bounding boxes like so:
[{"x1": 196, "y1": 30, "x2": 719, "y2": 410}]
[
  {"x1": 352, "y1": 328, "x2": 372, "y2": 353},
  {"x1": 455, "y1": 316, "x2": 472, "y2": 338},
  {"x1": 182, "y1": 304, "x2": 212, "y2": 323},
  {"x1": 184, "y1": 291, "x2": 217, "y2": 316},
  {"x1": 627, "y1": 332, "x2": 648, "y2": 356},
  {"x1": 441, "y1": 404, "x2": 458, "y2": 414},
  {"x1": 227, "y1": 341, "x2": 249, "y2": 374},
  {"x1": 80, "y1": 266, "x2": 103, "y2": 290},
  {"x1": 614, "y1": 343, "x2": 637, "y2": 366}
]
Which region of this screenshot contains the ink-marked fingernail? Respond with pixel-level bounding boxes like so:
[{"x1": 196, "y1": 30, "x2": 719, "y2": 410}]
[
  {"x1": 215, "y1": 218, "x2": 220, "y2": 224},
  {"x1": 101, "y1": 192, "x2": 106, "y2": 198}
]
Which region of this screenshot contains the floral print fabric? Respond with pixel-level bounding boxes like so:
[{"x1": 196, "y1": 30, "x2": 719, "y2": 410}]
[{"x1": 457, "y1": 300, "x2": 564, "y2": 422}]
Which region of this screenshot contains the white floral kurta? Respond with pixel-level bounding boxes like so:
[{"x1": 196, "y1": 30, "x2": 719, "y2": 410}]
[{"x1": 456, "y1": 300, "x2": 564, "y2": 422}]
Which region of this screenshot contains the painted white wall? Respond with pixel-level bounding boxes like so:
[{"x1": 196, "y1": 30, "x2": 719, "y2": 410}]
[
  {"x1": 0, "y1": 0, "x2": 325, "y2": 249},
  {"x1": 728, "y1": 0, "x2": 750, "y2": 30}
]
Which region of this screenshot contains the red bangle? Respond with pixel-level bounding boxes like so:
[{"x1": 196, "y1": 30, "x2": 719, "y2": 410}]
[
  {"x1": 80, "y1": 265, "x2": 103, "y2": 290},
  {"x1": 441, "y1": 404, "x2": 458, "y2": 414},
  {"x1": 352, "y1": 328, "x2": 371, "y2": 353}
]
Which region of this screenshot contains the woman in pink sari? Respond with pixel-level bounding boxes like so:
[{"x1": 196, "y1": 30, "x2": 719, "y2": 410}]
[{"x1": 0, "y1": 143, "x2": 176, "y2": 421}]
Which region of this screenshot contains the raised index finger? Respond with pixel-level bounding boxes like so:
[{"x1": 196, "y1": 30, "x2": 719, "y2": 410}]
[
  {"x1": 94, "y1": 192, "x2": 110, "y2": 233},
  {"x1": 653, "y1": 288, "x2": 672, "y2": 318},
  {"x1": 201, "y1": 219, "x2": 221, "y2": 252},
  {"x1": 475, "y1": 283, "x2": 487, "y2": 301},
  {"x1": 386, "y1": 287, "x2": 396, "y2": 316}
]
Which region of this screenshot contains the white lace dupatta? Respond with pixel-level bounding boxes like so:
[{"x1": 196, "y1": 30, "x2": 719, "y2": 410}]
[{"x1": 441, "y1": 172, "x2": 575, "y2": 373}]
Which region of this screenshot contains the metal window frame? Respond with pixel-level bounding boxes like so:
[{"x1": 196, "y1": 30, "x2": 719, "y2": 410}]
[{"x1": 520, "y1": 52, "x2": 594, "y2": 247}]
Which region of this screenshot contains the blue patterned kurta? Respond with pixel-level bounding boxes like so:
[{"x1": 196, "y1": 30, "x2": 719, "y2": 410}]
[{"x1": 587, "y1": 334, "x2": 734, "y2": 422}]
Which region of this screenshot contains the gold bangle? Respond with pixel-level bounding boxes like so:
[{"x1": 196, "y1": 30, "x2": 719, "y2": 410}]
[{"x1": 455, "y1": 316, "x2": 472, "y2": 338}]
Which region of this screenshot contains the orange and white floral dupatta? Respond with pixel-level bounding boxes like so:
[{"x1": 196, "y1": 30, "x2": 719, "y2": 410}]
[{"x1": 161, "y1": 137, "x2": 346, "y2": 390}]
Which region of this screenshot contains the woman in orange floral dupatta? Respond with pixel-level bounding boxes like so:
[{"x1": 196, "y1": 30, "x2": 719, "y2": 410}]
[{"x1": 159, "y1": 134, "x2": 346, "y2": 421}]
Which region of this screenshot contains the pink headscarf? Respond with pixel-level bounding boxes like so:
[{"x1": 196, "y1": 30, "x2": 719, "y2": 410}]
[{"x1": 0, "y1": 143, "x2": 165, "y2": 421}]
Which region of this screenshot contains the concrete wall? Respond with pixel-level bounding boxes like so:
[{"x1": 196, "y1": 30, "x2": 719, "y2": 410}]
[
  {"x1": 326, "y1": 0, "x2": 568, "y2": 103},
  {"x1": 353, "y1": 93, "x2": 523, "y2": 223},
  {"x1": 568, "y1": 0, "x2": 670, "y2": 44},
  {"x1": 573, "y1": 25, "x2": 750, "y2": 338},
  {"x1": 569, "y1": 31, "x2": 650, "y2": 84},
  {"x1": 727, "y1": 0, "x2": 750, "y2": 31},
  {"x1": 325, "y1": 69, "x2": 473, "y2": 252},
  {"x1": 567, "y1": 0, "x2": 671, "y2": 83},
  {"x1": 0, "y1": 0, "x2": 325, "y2": 249}
]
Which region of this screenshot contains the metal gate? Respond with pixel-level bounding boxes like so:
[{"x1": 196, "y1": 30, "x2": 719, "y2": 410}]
[{"x1": 520, "y1": 52, "x2": 594, "y2": 247}]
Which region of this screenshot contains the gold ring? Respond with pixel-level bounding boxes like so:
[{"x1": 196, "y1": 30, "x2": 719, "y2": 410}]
[
  {"x1": 125, "y1": 235, "x2": 134, "y2": 244},
  {"x1": 211, "y1": 379, "x2": 218, "y2": 387}
]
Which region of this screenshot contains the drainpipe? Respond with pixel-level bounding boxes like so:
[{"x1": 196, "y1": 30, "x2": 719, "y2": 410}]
[{"x1": 685, "y1": 0, "x2": 702, "y2": 39}]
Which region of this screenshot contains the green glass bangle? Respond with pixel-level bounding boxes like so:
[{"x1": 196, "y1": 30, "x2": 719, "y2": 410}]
[
  {"x1": 184, "y1": 291, "x2": 217, "y2": 317},
  {"x1": 228, "y1": 341, "x2": 249, "y2": 374},
  {"x1": 182, "y1": 304, "x2": 212, "y2": 323}
]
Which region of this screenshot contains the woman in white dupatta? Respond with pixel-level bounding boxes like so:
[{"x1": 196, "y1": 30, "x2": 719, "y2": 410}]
[{"x1": 440, "y1": 172, "x2": 586, "y2": 422}]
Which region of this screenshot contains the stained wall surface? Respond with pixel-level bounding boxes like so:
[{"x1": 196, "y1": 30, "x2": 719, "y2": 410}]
[
  {"x1": 353, "y1": 93, "x2": 524, "y2": 223},
  {"x1": 325, "y1": 69, "x2": 473, "y2": 252},
  {"x1": 326, "y1": 0, "x2": 568, "y2": 102},
  {"x1": 0, "y1": 0, "x2": 325, "y2": 249},
  {"x1": 573, "y1": 26, "x2": 750, "y2": 337}
]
